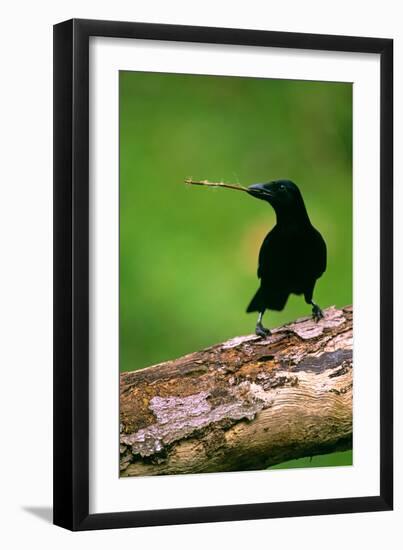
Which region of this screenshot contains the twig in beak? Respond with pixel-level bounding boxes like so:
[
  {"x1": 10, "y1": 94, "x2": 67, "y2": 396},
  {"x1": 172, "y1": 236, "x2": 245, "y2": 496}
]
[{"x1": 184, "y1": 178, "x2": 249, "y2": 193}]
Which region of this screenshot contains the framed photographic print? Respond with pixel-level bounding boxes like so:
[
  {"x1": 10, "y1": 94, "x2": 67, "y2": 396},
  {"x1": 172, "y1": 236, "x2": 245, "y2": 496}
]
[{"x1": 53, "y1": 19, "x2": 393, "y2": 530}]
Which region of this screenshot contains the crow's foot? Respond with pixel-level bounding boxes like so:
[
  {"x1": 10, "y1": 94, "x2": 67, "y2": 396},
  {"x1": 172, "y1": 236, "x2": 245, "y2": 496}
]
[
  {"x1": 255, "y1": 323, "x2": 272, "y2": 338},
  {"x1": 312, "y1": 304, "x2": 324, "y2": 322}
]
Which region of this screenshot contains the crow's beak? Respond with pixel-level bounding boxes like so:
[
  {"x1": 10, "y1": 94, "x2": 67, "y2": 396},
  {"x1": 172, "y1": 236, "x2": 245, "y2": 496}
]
[{"x1": 247, "y1": 183, "x2": 273, "y2": 199}]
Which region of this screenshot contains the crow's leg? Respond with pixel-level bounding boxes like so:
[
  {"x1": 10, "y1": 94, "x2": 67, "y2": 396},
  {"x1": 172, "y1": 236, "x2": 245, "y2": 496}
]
[
  {"x1": 256, "y1": 310, "x2": 271, "y2": 338},
  {"x1": 310, "y1": 300, "x2": 324, "y2": 322},
  {"x1": 304, "y1": 288, "x2": 324, "y2": 322}
]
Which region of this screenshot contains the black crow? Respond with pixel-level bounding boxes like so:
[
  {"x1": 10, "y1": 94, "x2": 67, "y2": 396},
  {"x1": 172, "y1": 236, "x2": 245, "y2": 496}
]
[{"x1": 247, "y1": 180, "x2": 327, "y2": 337}]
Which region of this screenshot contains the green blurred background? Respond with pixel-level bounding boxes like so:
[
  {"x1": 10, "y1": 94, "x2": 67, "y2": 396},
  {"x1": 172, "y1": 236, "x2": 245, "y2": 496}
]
[{"x1": 120, "y1": 71, "x2": 352, "y2": 469}]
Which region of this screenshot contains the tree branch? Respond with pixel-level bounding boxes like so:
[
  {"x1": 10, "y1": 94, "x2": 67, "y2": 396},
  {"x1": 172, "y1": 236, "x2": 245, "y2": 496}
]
[{"x1": 120, "y1": 306, "x2": 353, "y2": 476}]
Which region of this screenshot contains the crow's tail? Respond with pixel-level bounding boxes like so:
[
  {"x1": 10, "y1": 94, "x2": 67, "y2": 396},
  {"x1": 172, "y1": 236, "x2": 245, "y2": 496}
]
[{"x1": 246, "y1": 287, "x2": 263, "y2": 313}]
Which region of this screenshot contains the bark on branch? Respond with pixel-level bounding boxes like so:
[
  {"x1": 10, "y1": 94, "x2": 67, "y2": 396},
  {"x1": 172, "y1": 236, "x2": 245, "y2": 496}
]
[{"x1": 120, "y1": 306, "x2": 353, "y2": 476}]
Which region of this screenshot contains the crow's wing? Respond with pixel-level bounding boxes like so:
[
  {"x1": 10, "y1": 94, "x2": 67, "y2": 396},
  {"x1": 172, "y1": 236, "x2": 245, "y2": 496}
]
[
  {"x1": 310, "y1": 226, "x2": 327, "y2": 279},
  {"x1": 257, "y1": 225, "x2": 327, "y2": 282}
]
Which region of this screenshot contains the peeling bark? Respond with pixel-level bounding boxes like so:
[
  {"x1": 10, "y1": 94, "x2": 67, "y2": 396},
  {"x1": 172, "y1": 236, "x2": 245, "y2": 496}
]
[{"x1": 120, "y1": 306, "x2": 353, "y2": 476}]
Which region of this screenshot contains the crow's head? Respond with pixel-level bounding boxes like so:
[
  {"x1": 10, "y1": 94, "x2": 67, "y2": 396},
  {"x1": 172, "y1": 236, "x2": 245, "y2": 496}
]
[{"x1": 247, "y1": 180, "x2": 306, "y2": 212}]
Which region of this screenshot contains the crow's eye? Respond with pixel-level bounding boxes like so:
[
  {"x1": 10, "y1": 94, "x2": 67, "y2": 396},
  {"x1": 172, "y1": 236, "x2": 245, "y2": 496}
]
[{"x1": 280, "y1": 184, "x2": 285, "y2": 191}]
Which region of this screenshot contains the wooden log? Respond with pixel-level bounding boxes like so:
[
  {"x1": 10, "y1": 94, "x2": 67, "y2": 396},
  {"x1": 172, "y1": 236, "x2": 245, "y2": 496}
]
[{"x1": 120, "y1": 305, "x2": 353, "y2": 476}]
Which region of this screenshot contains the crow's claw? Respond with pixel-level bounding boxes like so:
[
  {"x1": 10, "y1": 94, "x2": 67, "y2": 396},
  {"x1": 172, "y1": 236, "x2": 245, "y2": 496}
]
[
  {"x1": 255, "y1": 324, "x2": 272, "y2": 338},
  {"x1": 312, "y1": 304, "x2": 324, "y2": 322}
]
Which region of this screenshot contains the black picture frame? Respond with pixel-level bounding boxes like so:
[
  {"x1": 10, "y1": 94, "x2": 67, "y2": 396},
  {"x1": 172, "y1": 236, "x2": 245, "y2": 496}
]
[{"x1": 53, "y1": 18, "x2": 393, "y2": 531}]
